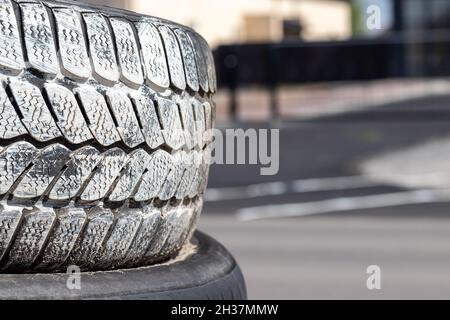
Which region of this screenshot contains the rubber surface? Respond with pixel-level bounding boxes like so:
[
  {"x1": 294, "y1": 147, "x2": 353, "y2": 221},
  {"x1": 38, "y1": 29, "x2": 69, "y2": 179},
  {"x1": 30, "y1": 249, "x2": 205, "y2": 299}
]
[
  {"x1": 0, "y1": 199, "x2": 203, "y2": 272},
  {"x1": 0, "y1": 0, "x2": 215, "y2": 272},
  {"x1": 0, "y1": 0, "x2": 215, "y2": 205},
  {"x1": 0, "y1": 231, "x2": 247, "y2": 300}
]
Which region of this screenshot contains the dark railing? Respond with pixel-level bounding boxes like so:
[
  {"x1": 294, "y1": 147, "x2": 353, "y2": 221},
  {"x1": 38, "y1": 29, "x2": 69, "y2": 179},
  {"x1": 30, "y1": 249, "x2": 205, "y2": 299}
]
[{"x1": 214, "y1": 34, "x2": 450, "y2": 120}]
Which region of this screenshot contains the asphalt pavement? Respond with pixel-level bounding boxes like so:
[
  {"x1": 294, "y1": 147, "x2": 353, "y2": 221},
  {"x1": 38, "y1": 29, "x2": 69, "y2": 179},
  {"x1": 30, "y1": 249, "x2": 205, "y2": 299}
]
[{"x1": 200, "y1": 94, "x2": 450, "y2": 299}]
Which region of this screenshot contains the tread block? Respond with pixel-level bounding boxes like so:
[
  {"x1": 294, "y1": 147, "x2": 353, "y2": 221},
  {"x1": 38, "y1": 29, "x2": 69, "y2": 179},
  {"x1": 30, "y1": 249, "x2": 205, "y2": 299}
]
[
  {"x1": 0, "y1": 142, "x2": 38, "y2": 195},
  {"x1": 175, "y1": 151, "x2": 199, "y2": 199},
  {"x1": 133, "y1": 150, "x2": 172, "y2": 202},
  {"x1": 75, "y1": 86, "x2": 121, "y2": 147},
  {"x1": 110, "y1": 18, "x2": 144, "y2": 86},
  {"x1": 0, "y1": 85, "x2": 27, "y2": 139},
  {"x1": 199, "y1": 146, "x2": 212, "y2": 194},
  {"x1": 192, "y1": 98, "x2": 206, "y2": 148},
  {"x1": 80, "y1": 148, "x2": 128, "y2": 202},
  {"x1": 136, "y1": 22, "x2": 170, "y2": 88},
  {"x1": 0, "y1": 204, "x2": 22, "y2": 262},
  {"x1": 188, "y1": 32, "x2": 209, "y2": 93},
  {"x1": 13, "y1": 144, "x2": 71, "y2": 199},
  {"x1": 106, "y1": 90, "x2": 145, "y2": 148},
  {"x1": 99, "y1": 209, "x2": 142, "y2": 268},
  {"x1": 203, "y1": 101, "x2": 213, "y2": 143},
  {"x1": 174, "y1": 28, "x2": 200, "y2": 92},
  {"x1": 123, "y1": 206, "x2": 161, "y2": 267},
  {"x1": 49, "y1": 146, "x2": 102, "y2": 201},
  {"x1": 44, "y1": 83, "x2": 93, "y2": 144},
  {"x1": 108, "y1": 149, "x2": 151, "y2": 202},
  {"x1": 2, "y1": 207, "x2": 56, "y2": 271},
  {"x1": 34, "y1": 207, "x2": 86, "y2": 271},
  {"x1": 159, "y1": 207, "x2": 193, "y2": 257},
  {"x1": 9, "y1": 80, "x2": 62, "y2": 142},
  {"x1": 188, "y1": 151, "x2": 206, "y2": 198},
  {"x1": 53, "y1": 7, "x2": 91, "y2": 79},
  {"x1": 159, "y1": 150, "x2": 185, "y2": 201},
  {"x1": 177, "y1": 94, "x2": 196, "y2": 149},
  {"x1": 142, "y1": 207, "x2": 177, "y2": 263},
  {"x1": 130, "y1": 89, "x2": 164, "y2": 149},
  {"x1": 0, "y1": 0, "x2": 25, "y2": 71},
  {"x1": 156, "y1": 96, "x2": 185, "y2": 150},
  {"x1": 201, "y1": 37, "x2": 217, "y2": 93},
  {"x1": 66, "y1": 207, "x2": 114, "y2": 268},
  {"x1": 20, "y1": 2, "x2": 59, "y2": 74},
  {"x1": 158, "y1": 25, "x2": 186, "y2": 90},
  {"x1": 83, "y1": 13, "x2": 120, "y2": 82}
]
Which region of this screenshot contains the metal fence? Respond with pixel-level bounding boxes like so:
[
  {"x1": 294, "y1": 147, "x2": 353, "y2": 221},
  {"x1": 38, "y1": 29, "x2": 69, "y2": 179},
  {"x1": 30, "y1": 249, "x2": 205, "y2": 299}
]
[{"x1": 214, "y1": 34, "x2": 450, "y2": 119}]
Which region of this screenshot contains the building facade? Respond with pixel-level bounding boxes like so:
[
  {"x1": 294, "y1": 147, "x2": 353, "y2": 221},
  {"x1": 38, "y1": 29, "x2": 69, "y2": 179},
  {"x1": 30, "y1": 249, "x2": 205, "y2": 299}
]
[{"x1": 350, "y1": 0, "x2": 450, "y2": 76}]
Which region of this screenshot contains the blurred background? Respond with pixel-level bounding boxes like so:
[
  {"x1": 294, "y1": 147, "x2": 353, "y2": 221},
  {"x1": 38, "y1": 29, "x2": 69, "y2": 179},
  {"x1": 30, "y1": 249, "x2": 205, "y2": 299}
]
[{"x1": 88, "y1": 0, "x2": 450, "y2": 299}]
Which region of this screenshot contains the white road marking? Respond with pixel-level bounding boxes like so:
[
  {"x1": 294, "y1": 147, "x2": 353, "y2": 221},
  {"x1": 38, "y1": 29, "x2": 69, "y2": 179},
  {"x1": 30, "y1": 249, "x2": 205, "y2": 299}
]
[
  {"x1": 205, "y1": 176, "x2": 378, "y2": 202},
  {"x1": 236, "y1": 189, "x2": 450, "y2": 221}
]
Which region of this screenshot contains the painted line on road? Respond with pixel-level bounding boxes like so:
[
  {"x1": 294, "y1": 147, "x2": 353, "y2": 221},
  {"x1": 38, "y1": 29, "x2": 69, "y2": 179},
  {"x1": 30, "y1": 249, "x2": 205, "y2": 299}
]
[
  {"x1": 205, "y1": 176, "x2": 379, "y2": 202},
  {"x1": 236, "y1": 189, "x2": 450, "y2": 221}
]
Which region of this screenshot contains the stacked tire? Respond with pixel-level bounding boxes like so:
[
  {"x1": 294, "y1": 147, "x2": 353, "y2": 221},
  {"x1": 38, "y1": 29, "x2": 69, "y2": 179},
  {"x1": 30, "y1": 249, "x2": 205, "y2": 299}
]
[{"x1": 0, "y1": 0, "x2": 216, "y2": 273}]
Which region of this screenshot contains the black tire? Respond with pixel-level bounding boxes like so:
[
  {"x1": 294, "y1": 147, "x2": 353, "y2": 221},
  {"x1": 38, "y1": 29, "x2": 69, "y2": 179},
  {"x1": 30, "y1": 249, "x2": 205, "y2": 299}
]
[
  {"x1": 0, "y1": 231, "x2": 247, "y2": 300},
  {"x1": 0, "y1": 0, "x2": 215, "y2": 272}
]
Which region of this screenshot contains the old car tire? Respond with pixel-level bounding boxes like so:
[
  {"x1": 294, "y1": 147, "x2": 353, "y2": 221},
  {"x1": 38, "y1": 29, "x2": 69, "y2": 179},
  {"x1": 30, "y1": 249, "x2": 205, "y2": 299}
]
[
  {"x1": 0, "y1": 0, "x2": 215, "y2": 272},
  {"x1": 0, "y1": 231, "x2": 247, "y2": 300}
]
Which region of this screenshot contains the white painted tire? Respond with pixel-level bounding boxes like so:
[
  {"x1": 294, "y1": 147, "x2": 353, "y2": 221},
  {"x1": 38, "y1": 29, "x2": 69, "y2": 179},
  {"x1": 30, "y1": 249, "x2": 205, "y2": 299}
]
[{"x1": 0, "y1": 0, "x2": 215, "y2": 272}]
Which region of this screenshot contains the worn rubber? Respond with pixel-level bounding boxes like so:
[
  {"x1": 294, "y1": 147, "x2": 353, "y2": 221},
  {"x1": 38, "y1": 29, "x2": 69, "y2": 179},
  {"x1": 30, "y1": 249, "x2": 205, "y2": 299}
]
[
  {"x1": 0, "y1": 231, "x2": 247, "y2": 300},
  {"x1": 0, "y1": 0, "x2": 216, "y2": 272}
]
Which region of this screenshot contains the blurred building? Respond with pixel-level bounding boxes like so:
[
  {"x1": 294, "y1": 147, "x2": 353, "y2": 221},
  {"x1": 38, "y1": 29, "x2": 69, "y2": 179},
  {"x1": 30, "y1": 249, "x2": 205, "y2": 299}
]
[
  {"x1": 351, "y1": 0, "x2": 450, "y2": 35},
  {"x1": 351, "y1": 0, "x2": 394, "y2": 36},
  {"x1": 351, "y1": 0, "x2": 450, "y2": 76},
  {"x1": 85, "y1": 0, "x2": 352, "y2": 47}
]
